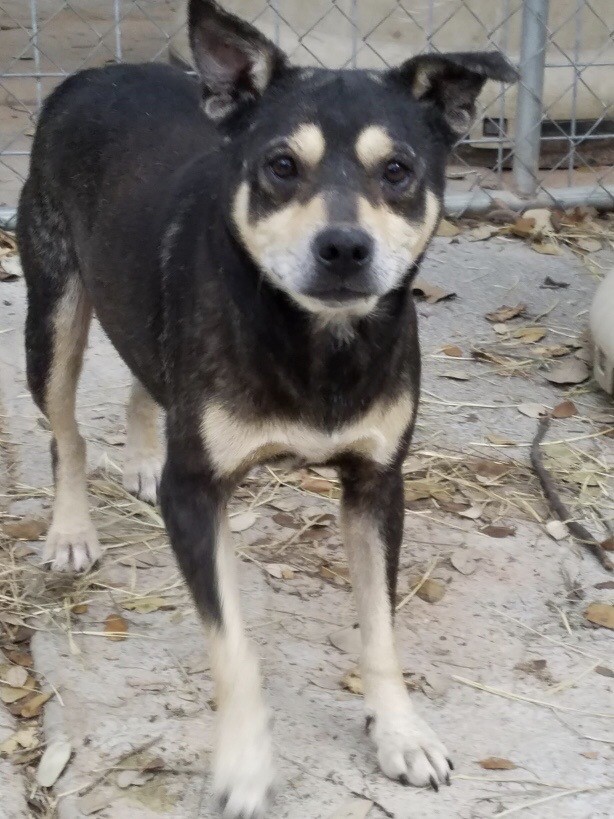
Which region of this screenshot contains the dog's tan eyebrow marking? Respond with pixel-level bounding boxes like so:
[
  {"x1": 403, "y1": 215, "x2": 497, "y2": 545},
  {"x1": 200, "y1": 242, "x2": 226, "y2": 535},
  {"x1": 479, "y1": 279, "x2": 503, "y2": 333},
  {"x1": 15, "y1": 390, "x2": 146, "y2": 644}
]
[
  {"x1": 287, "y1": 123, "x2": 326, "y2": 167},
  {"x1": 355, "y1": 125, "x2": 394, "y2": 170}
]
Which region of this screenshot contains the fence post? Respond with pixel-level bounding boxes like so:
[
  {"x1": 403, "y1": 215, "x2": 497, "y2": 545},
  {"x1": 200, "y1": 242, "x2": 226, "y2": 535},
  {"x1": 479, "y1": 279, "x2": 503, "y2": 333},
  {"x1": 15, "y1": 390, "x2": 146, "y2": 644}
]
[{"x1": 513, "y1": 0, "x2": 550, "y2": 196}]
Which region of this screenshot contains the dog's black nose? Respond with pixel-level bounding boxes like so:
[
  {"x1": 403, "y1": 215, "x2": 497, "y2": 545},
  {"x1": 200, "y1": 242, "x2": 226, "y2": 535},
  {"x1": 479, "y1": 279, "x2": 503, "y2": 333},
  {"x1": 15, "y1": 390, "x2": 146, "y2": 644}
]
[{"x1": 313, "y1": 226, "x2": 373, "y2": 275}]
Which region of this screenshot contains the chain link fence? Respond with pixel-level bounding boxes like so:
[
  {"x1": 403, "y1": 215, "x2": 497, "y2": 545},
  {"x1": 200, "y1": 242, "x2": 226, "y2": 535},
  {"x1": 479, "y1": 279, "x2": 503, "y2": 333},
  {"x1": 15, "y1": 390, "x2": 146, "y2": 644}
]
[{"x1": 0, "y1": 0, "x2": 613, "y2": 225}]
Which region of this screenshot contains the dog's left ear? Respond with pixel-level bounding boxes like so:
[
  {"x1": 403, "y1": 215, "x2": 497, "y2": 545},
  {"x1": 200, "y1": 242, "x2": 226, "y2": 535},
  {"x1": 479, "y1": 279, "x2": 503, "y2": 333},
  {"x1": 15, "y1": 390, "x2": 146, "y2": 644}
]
[
  {"x1": 188, "y1": 0, "x2": 287, "y2": 120},
  {"x1": 393, "y1": 52, "x2": 517, "y2": 137}
]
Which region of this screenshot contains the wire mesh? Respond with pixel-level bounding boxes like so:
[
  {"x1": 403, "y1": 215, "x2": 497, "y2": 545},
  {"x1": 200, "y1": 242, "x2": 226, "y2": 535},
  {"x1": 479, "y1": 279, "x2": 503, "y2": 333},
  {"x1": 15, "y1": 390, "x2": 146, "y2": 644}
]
[{"x1": 0, "y1": 0, "x2": 612, "y2": 222}]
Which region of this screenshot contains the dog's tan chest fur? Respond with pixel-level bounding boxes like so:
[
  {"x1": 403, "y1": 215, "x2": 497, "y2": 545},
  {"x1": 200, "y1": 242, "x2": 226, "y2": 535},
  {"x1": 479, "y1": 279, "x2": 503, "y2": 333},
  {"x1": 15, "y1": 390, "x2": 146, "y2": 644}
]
[{"x1": 201, "y1": 394, "x2": 414, "y2": 476}]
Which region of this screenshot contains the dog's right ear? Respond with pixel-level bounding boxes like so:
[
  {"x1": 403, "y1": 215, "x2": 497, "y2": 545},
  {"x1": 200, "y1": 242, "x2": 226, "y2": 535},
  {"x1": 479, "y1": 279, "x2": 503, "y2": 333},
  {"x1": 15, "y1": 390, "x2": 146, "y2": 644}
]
[{"x1": 189, "y1": 0, "x2": 287, "y2": 120}]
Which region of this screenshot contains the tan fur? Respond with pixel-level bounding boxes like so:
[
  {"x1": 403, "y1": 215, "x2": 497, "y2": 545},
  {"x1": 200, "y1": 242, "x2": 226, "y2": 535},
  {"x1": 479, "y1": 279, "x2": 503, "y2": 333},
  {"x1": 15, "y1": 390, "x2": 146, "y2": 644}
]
[
  {"x1": 358, "y1": 188, "x2": 440, "y2": 263},
  {"x1": 288, "y1": 123, "x2": 326, "y2": 167},
  {"x1": 200, "y1": 392, "x2": 414, "y2": 477},
  {"x1": 123, "y1": 379, "x2": 163, "y2": 504},
  {"x1": 355, "y1": 125, "x2": 394, "y2": 171}
]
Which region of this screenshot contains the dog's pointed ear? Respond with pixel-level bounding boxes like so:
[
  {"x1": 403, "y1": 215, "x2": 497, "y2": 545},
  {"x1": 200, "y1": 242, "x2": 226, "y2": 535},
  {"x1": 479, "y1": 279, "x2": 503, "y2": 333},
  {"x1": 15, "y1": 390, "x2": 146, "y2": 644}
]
[
  {"x1": 188, "y1": 0, "x2": 287, "y2": 120},
  {"x1": 393, "y1": 52, "x2": 517, "y2": 137}
]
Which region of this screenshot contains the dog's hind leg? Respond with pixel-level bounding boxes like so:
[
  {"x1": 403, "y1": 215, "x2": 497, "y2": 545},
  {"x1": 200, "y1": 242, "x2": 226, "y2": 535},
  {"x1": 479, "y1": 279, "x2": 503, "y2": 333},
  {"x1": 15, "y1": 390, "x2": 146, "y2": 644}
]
[
  {"x1": 340, "y1": 458, "x2": 453, "y2": 790},
  {"x1": 123, "y1": 378, "x2": 163, "y2": 504},
  {"x1": 161, "y1": 432, "x2": 274, "y2": 818},
  {"x1": 25, "y1": 271, "x2": 99, "y2": 571}
]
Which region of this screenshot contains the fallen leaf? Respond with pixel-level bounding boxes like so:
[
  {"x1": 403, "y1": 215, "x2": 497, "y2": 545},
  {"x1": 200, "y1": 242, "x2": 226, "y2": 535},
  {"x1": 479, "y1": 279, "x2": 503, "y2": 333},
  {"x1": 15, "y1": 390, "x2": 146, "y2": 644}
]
[
  {"x1": 439, "y1": 370, "x2": 470, "y2": 381},
  {"x1": 545, "y1": 520, "x2": 568, "y2": 541},
  {"x1": 104, "y1": 613, "x2": 128, "y2": 641},
  {"x1": 438, "y1": 500, "x2": 470, "y2": 514},
  {"x1": 320, "y1": 563, "x2": 350, "y2": 585},
  {"x1": 416, "y1": 579, "x2": 446, "y2": 603},
  {"x1": 576, "y1": 237, "x2": 601, "y2": 253},
  {"x1": 595, "y1": 580, "x2": 614, "y2": 590},
  {"x1": 79, "y1": 792, "x2": 113, "y2": 816},
  {"x1": 20, "y1": 690, "x2": 53, "y2": 718},
  {"x1": 546, "y1": 360, "x2": 589, "y2": 385},
  {"x1": 328, "y1": 797, "x2": 373, "y2": 819},
  {"x1": 404, "y1": 478, "x2": 447, "y2": 502},
  {"x1": 0, "y1": 256, "x2": 22, "y2": 281},
  {"x1": 552, "y1": 400, "x2": 577, "y2": 419},
  {"x1": 341, "y1": 668, "x2": 363, "y2": 695},
  {"x1": 480, "y1": 524, "x2": 516, "y2": 538},
  {"x1": 584, "y1": 603, "x2": 614, "y2": 630},
  {"x1": 523, "y1": 208, "x2": 552, "y2": 234},
  {"x1": 601, "y1": 537, "x2": 614, "y2": 553},
  {"x1": 36, "y1": 739, "x2": 72, "y2": 787},
  {"x1": 535, "y1": 344, "x2": 571, "y2": 358},
  {"x1": 580, "y1": 751, "x2": 599, "y2": 760},
  {"x1": 2, "y1": 518, "x2": 48, "y2": 540},
  {"x1": 300, "y1": 476, "x2": 335, "y2": 495},
  {"x1": 541, "y1": 275, "x2": 569, "y2": 289},
  {"x1": 4, "y1": 666, "x2": 28, "y2": 688},
  {"x1": 436, "y1": 219, "x2": 460, "y2": 238},
  {"x1": 311, "y1": 466, "x2": 337, "y2": 480},
  {"x1": 595, "y1": 665, "x2": 614, "y2": 678},
  {"x1": 71, "y1": 603, "x2": 89, "y2": 615},
  {"x1": 492, "y1": 322, "x2": 509, "y2": 335},
  {"x1": 0, "y1": 674, "x2": 35, "y2": 704},
  {"x1": 5, "y1": 650, "x2": 32, "y2": 668},
  {"x1": 515, "y1": 658, "x2": 548, "y2": 676},
  {"x1": 229, "y1": 511, "x2": 257, "y2": 532},
  {"x1": 485, "y1": 303, "x2": 525, "y2": 323},
  {"x1": 478, "y1": 757, "x2": 518, "y2": 770},
  {"x1": 450, "y1": 550, "x2": 477, "y2": 575},
  {"x1": 267, "y1": 497, "x2": 302, "y2": 513},
  {"x1": 470, "y1": 460, "x2": 510, "y2": 480},
  {"x1": 441, "y1": 344, "x2": 463, "y2": 357},
  {"x1": 122, "y1": 596, "x2": 175, "y2": 614},
  {"x1": 329, "y1": 625, "x2": 361, "y2": 654},
  {"x1": 411, "y1": 277, "x2": 456, "y2": 304},
  {"x1": 510, "y1": 216, "x2": 536, "y2": 237},
  {"x1": 0, "y1": 726, "x2": 39, "y2": 756},
  {"x1": 517, "y1": 403, "x2": 548, "y2": 418},
  {"x1": 575, "y1": 346, "x2": 592, "y2": 364},
  {"x1": 117, "y1": 769, "x2": 153, "y2": 788},
  {"x1": 512, "y1": 326, "x2": 546, "y2": 343},
  {"x1": 485, "y1": 433, "x2": 515, "y2": 446},
  {"x1": 531, "y1": 241, "x2": 562, "y2": 256},
  {"x1": 263, "y1": 563, "x2": 295, "y2": 580},
  {"x1": 271, "y1": 512, "x2": 301, "y2": 529},
  {"x1": 467, "y1": 225, "x2": 498, "y2": 241},
  {"x1": 458, "y1": 505, "x2": 483, "y2": 520}
]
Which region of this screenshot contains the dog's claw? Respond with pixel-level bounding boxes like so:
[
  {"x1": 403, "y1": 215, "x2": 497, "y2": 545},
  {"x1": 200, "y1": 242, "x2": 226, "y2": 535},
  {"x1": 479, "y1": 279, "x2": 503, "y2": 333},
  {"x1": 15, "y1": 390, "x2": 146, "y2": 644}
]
[
  {"x1": 447, "y1": 757, "x2": 455, "y2": 771},
  {"x1": 365, "y1": 715, "x2": 374, "y2": 734},
  {"x1": 429, "y1": 775, "x2": 439, "y2": 792},
  {"x1": 445, "y1": 772, "x2": 451, "y2": 786},
  {"x1": 399, "y1": 773, "x2": 410, "y2": 786}
]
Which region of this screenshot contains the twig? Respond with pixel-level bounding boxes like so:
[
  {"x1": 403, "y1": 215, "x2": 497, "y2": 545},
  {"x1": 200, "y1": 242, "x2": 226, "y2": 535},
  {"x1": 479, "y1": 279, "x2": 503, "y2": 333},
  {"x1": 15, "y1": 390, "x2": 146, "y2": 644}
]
[
  {"x1": 494, "y1": 785, "x2": 612, "y2": 817},
  {"x1": 530, "y1": 415, "x2": 613, "y2": 571}
]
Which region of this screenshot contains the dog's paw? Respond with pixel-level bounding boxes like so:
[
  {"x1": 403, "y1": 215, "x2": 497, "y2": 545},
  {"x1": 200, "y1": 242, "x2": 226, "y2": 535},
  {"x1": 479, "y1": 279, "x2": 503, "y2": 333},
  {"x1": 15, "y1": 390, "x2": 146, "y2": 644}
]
[
  {"x1": 214, "y1": 716, "x2": 275, "y2": 818},
  {"x1": 123, "y1": 454, "x2": 162, "y2": 504},
  {"x1": 43, "y1": 521, "x2": 101, "y2": 572},
  {"x1": 367, "y1": 708, "x2": 452, "y2": 790}
]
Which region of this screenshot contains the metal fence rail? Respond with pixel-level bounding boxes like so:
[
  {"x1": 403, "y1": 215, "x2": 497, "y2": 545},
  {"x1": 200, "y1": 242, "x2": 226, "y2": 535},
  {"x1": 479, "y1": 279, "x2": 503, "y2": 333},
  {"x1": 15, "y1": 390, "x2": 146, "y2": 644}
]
[{"x1": 0, "y1": 0, "x2": 613, "y2": 225}]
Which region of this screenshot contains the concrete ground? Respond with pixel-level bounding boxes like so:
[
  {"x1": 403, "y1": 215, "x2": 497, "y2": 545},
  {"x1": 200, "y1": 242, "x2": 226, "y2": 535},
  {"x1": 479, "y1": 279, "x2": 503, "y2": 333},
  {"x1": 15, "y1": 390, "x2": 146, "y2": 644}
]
[{"x1": 1, "y1": 231, "x2": 613, "y2": 819}]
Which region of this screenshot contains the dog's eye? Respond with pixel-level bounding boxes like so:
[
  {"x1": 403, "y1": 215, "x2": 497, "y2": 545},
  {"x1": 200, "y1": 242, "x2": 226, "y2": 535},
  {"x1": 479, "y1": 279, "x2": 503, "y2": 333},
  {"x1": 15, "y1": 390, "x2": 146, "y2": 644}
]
[
  {"x1": 383, "y1": 160, "x2": 411, "y2": 186},
  {"x1": 268, "y1": 155, "x2": 298, "y2": 181}
]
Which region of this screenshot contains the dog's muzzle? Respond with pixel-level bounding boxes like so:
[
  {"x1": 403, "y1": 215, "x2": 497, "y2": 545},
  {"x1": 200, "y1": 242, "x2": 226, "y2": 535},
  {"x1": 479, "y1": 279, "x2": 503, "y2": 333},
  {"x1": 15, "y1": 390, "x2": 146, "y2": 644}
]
[{"x1": 307, "y1": 225, "x2": 375, "y2": 303}]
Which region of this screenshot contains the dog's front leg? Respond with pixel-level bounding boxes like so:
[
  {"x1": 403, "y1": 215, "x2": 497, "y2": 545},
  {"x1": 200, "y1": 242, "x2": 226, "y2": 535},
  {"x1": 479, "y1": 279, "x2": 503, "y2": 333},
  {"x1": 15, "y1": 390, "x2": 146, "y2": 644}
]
[
  {"x1": 161, "y1": 436, "x2": 273, "y2": 818},
  {"x1": 340, "y1": 459, "x2": 453, "y2": 790}
]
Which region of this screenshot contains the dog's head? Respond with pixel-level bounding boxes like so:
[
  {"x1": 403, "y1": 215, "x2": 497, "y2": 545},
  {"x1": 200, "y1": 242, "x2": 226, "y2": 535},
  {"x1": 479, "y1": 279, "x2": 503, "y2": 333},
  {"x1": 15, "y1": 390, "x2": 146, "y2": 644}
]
[{"x1": 189, "y1": 0, "x2": 516, "y2": 318}]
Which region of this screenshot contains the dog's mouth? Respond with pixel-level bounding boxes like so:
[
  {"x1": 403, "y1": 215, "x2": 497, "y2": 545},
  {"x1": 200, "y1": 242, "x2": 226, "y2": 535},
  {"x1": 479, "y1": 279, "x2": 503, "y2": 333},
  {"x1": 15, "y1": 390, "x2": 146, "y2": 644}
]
[{"x1": 303, "y1": 286, "x2": 374, "y2": 304}]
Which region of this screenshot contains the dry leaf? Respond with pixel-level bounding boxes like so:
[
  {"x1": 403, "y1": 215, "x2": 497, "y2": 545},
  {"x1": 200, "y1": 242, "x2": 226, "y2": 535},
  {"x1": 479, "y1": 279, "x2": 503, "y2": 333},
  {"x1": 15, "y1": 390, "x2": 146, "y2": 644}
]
[
  {"x1": 552, "y1": 400, "x2": 577, "y2": 419},
  {"x1": 0, "y1": 674, "x2": 35, "y2": 704},
  {"x1": 328, "y1": 798, "x2": 373, "y2": 819},
  {"x1": 510, "y1": 216, "x2": 536, "y2": 237},
  {"x1": 20, "y1": 691, "x2": 53, "y2": 718},
  {"x1": 264, "y1": 563, "x2": 295, "y2": 580},
  {"x1": 440, "y1": 370, "x2": 470, "y2": 381},
  {"x1": 517, "y1": 403, "x2": 548, "y2": 418},
  {"x1": 271, "y1": 512, "x2": 301, "y2": 529},
  {"x1": 541, "y1": 276, "x2": 569, "y2": 289},
  {"x1": 341, "y1": 668, "x2": 363, "y2": 695},
  {"x1": 576, "y1": 237, "x2": 601, "y2": 253},
  {"x1": 485, "y1": 433, "x2": 515, "y2": 446},
  {"x1": 545, "y1": 520, "x2": 568, "y2": 541},
  {"x1": 546, "y1": 360, "x2": 589, "y2": 385},
  {"x1": 450, "y1": 550, "x2": 477, "y2": 576},
  {"x1": 584, "y1": 603, "x2": 614, "y2": 630},
  {"x1": 3, "y1": 518, "x2": 47, "y2": 540},
  {"x1": 36, "y1": 739, "x2": 72, "y2": 787},
  {"x1": 71, "y1": 603, "x2": 89, "y2": 615},
  {"x1": 441, "y1": 344, "x2": 463, "y2": 357},
  {"x1": 580, "y1": 751, "x2": 599, "y2": 760},
  {"x1": 404, "y1": 478, "x2": 446, "y2": 502},
  {"x1": 531, "y1": 241, "x2": 562, "y2": 256},
  {"x1": 4, "y1": 666, "x2": 28, "y2": 688},
  {"x1": 492, "y1": 322, "x2": 509, "y2": 335},
  {"x1": 0, "y1": 726, "x2": 39, "y2": 756},
  {"x1": 485, "y1": 303, "x2": 525, "y2": 323},
  {"x1": 122, "y1": 596, "x2": 175, "y2": 614},
  {"x1": 523, "y1": 208, "x2": 552, "y2": 234},
  {"x1": 0, "y1": 256, "x2": 22, "y2": 281},
  {"x1": 458, "y1": 505, "x2": 483, "y2": 520},
  {"x1": 104, "y1": 613, "x2": 128, "y2": 641},
  {"x1": 416, "y1": 579, "x2": 446, "y2": 603},
  {"x1": 5, "y1": 650, "x2": 32, "y2": 668},
  {"x1": 329, "y1": 625, "x2": 361, "y2": 655},
  {"x1": 411, "y1": 277, "x2": 456, "y2": 304},
  {"x1": 601, "y1": 537, "x2": 614, "y2": 553},
  {"x1": 117, "y1": 769, "x2": 153, "y2": 788},
  {"x1": 480, "y1": 524, "x2": 516, "y2": 539},
  {"x1": 436, "y1": 219, "x2": 460, "y2": 238},
  {"x1": 320, "y1": 563, "x2": 350, "y2": 585},
  {"x1": 595, "y1": 580, "x2": 614, "y2": 590},
  {"x1": 300, "y1": 476, "x2": 335, "y2": 494},
  {"x1": 512, "y1": 326, "x2": 546, "y2": 343},
  {"x1": 229, "y1": 511, "x2": 257, "y2": 532},
  {"x1": 467, "y1": 225, "x2": 498, "y2": 241},
  {"x1": 595, "y1": 665, "x2": 614, "y2": 678},
  {"x1": 470, "y1": 460, "x2": 510, "y2": 480},
  {"x1": 478, "y1": 757, "x2": 517, "y2": 770},
  {"x1": 515, "y1": 658, "x2": 548, "y2": 676}
]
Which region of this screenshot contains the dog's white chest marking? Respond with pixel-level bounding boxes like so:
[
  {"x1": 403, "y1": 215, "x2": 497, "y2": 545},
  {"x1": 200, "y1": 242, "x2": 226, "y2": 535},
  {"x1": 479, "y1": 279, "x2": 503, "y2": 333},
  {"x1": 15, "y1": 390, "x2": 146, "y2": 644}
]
[{"x1": 201, "y1": 395, "x2": 414, "y2": 476}]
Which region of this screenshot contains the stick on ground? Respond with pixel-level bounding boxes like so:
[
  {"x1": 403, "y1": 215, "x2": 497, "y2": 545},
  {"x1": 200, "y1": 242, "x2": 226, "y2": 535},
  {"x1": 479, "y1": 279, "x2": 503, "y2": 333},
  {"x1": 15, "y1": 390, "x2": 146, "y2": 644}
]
[{"x1": 530, "y1": 415, "x2": 613, "y2": 572}]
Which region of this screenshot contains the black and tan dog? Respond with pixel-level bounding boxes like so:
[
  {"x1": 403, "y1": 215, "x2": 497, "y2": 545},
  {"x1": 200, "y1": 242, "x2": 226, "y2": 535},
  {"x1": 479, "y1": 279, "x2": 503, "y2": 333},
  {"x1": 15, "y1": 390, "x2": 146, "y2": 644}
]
[{"x1": 17, "y1": 1, "x2": 516, "y2": 815}]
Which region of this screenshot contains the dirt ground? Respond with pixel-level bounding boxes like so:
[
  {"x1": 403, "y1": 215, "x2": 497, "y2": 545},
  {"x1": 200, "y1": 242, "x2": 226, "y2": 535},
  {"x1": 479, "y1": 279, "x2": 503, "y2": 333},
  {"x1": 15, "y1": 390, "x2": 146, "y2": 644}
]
[{"x1": 1, "y1": 213, "x2": 613, "y2": 818}]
